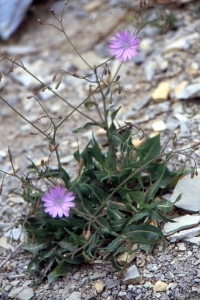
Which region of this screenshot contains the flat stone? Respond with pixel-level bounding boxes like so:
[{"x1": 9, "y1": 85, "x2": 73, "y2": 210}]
[
  {"x1": 177, "y1": 242, "x2": 186, "y2": 251},
  {"x1": 122, "y1": 264, "x2": 142, "y2": 284},
  {"x1": 95, "y1": 282, "x2": 105, "y2": 293},
  {"x1": 17, "y1": 288, "x2": 34, "y2": 300},
  {"x1": 116, "y1": 244, "x2": 137, "y2": 265},
  {"x1": 65, "y1": 291, "x2": 82, "y2": 300},
  {"x1": 184, "y1": 236, "x2": 200, "y2": 245},
  {"x1": 151, "y1": 120, "x2": 167, "y2": 132},
  {"x1": 174, "y1": 83, "x2": 200, "y2": 100},
  {"x1": 151, "y1": 81, "x2": 170, "y2": 102},
  {"x1": 168, "y1": 225, "x2": 200, "y2": 242},
  {"x1": 90, "y1": 271, "x2": 107, "y2": 280},
  {"x1": 153, "y1": 280, "x2": 168, "y2": 292},
  {"x1": 0, "y1": 236, "x2": 14, "y2": 250},
  {"x1": 8, "y1": 287, "x2": 24, "y2": 298},
  {"x1": 170, "y1": 174, "x2": 200, "y2": 212},
  {"x1": 163, "y1": 33, "x2": 199, "y2": 53},
  {"x1": 106, "y1": 279, "x2": 121, "y2": 289},
  {"x1": 163, "y1": 215, "x2": 200, "y2": 235}
]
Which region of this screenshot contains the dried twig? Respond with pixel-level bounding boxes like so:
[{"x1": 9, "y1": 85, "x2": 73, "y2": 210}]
[{"x1": 0, "y1": 242, "x2": 24, "y2": 269}]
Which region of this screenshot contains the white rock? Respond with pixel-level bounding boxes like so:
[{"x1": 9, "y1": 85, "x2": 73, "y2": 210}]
[
  {"x1": 184, "y1": 236, "x2": 200, "y2": 245},
  {"x1": 122, "y1": 264, "x2": 142, "y2": 284},
  {"x1": 175, "y1": 83, "x2": 200, "y2": 100},
  {"x1": 65, "y1": 291, "x2": 82, "y2": 300},
  {"x1": 151, "y1": 120, "x2": 167, "y2": 132},
  {"x1": 17, "y1": 287, "x2": 34, "y2": 300},
  {"x1": 5, "y1": 224, "x2": 25, "y2": 242},
  {"x1": 170, "y1": 174, "x2": 200, "y2": 212},
  {"x1": 116, "y1": 244, "x2": 137, "y2": 265},
  {"x1": 164, "y1": 33, "x2": 199, "y2": 53},
  {"x1": 163, "y1": 215, "x2": 200, "y2": 235},
  {"x1": 0, "y1": 236, "x2": 14, "y2": 250},
  {"x1": 168, "y1": 225, "x2": 200, "y2": 242},
  {"x1": 95, "y1": 282, "x2": 105, "y2": 293},
  {"x1": 177, "y1": 242, "x2": 186, "y2": 251},
  {"x1": 153, "y1": 280, "x2": 168, "y2": 292}
]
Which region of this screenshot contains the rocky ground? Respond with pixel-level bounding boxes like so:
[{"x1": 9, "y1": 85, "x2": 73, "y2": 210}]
[{"x1": 1, "y1": 0, "x2": 200, "y2": 299}]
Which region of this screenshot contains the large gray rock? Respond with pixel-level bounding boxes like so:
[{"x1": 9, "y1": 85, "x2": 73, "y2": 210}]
[
  {"x1": 170, "y1": 174, "x2": 200, "y2": 212},
  {"x1": 0, "y1": 0, "x2": 33, "y2": 40}
]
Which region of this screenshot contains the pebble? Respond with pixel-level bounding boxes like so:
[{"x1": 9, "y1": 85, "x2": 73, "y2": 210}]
[{"x1": 151, "y1": 81, "x2": 170, "y2": 102}]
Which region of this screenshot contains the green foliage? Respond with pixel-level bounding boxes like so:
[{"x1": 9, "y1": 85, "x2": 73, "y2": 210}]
[{"x1": 20, "y1": 130, "x2": 184, "y2": 286}]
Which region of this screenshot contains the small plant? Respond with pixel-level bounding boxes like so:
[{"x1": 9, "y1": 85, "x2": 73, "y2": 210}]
[{"x1": 0, "y1": 0, "x2": 199, "y2": 286}]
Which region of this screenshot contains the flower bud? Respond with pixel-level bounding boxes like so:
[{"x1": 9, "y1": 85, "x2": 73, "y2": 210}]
[
  {"x1": 51, "y1": 143, "x2": 60, "y2": 152},
  {"x1": 26, "y1": 95, "x2": 32, "y2": 99},
  {"x1": 58, "y1": 115, "x2": 62, "y2": 119},
  {"x1": 50, "y1": 9, "x2": 55, "y2": 15},
  {"x1": 38, "y1": 19, "x2": 44, "y2": 25},
  {"x1": 118, "y1": 86, "x2": 122, "y2": 94},
  {"x1": 41, "y1": 159, "x2": 45, "y2": 167},
  {"x1": 116, "y1": 75, "x2": 120, "y2": 81},
  {"x1": 55, "y1": 81, "x2": 61, "y2": 90}
]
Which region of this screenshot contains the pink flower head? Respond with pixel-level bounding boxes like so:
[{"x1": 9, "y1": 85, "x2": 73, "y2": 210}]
[
  {"x1": 109, "y1": 30, "x2": 140, "y2": 62},
  {"x1": 41, "y1": 185, "x2": 75, "y2": 218}
]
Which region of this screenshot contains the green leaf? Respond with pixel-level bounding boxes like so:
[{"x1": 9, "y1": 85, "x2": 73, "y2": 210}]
[
  {"x1": 73, "y1": 122, "x2": 100, "y2": 133},
  {"x1": 129, "y1": 191, "x2": 146, "y2": 206},
  {"x1": 64, "y1": 228, "x2": 86, "y2": 246},
  {"x1": 23, "y1": 240, "x2": 49, "y2": 255},
  {"x1": 111, "y1": 107, "x2": 121, "y2": 122},
  {"x1": 111, "y1": 256, "x2": 123, "y2": 271},
  {"x1": 96, "y1": 216, "x2": 111, "y2": 231},
  {"x1": 122, "y1": 224, "x2": 166, "y2": 247},
  {"x1": 48, "y1": 261, "x2": 78, "y2": 285},
  {"x1": 142, "y1": 208, "x2": 175, "y2": 222},
  {"x1": 147, "y1": 165, "x2": 165, "y2": 201},
  {"x1": 110, "y1": 219, "x2": 127, "y2": 232},
  {"x1": 56, "y1": 237, "x2": 77, "y2": 252},
  {"x1": 86, "y1": 232, "x2": 100, "y2": 257},
  {"x1": 126, "y1": 213, "x2": 148, "y2": 226},
  {"x1": 137, "y1": 134, "x2": 160, "y2": 161},
  {"x1": 105, "y1": 235, "x2": 125, "y2": 252}
]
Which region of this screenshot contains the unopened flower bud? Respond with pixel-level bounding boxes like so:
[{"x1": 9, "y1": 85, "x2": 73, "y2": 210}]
[
  {"x1": 103, "y1": 68, "x2": 107, "y2": 76},
  {"x1": 52, "y1": 74, "x2": 57, "y2": 82},
  {"x1": 196, "y1": 170, "x2": 198, "y2": 176},
  {"x1": 173, "y1": 140, "x2": 177, "y2": 147},
  {"x1": 118, "y1": 86, "x2": 122, "y2": 94},
  {"x1": 58, "y1": 115, "x2": 62, "y2": 119},
  {"x1": 42, "y1": 87, "x2": 48, "y2": 92},
  {"x1": 191, "y1": 171, "x2": 194, "y2": 179},
  {"x1": 50, "y1": 9, "x2": 55, "y2": 15},
  {"x1": 85, "y1": 229, "x2": 91, "y2": 240},
  {"x1": 38, "y1": 114, "x2": 46, "y2": 120},
  {"x1": 38, "y1": 19, "x2": 44, "y2": 25},
  {"x1": 51, "y1": 143, "x2": 60, "y2": 152},
  {"x1": 107, "y1": 68, "x2": 111, "y2": 75},
  {"x1": 64, "y1": 0, "x2": 69, "y2": 5},
  {"x1": 116, "y1": 75, "x2": 120, "y2": 81},
  {"x1": 41, "y1": 159, "x2": 45, "y2": 166},
  {"x1": 55, "y1": 81, "x2": 61, "y2": 90},
  {"x1": 0, "y1": 73, "x2": 2, "y2": 82},
  {"x1": 109, "y1": 97, "x2": 113, "y2": 104},
  {"x1": 29, "y1": 132, "x2": 38, "y2": 135},
  {"x1": 26, "y1": 95, "x2": 32, "y2": 99}
]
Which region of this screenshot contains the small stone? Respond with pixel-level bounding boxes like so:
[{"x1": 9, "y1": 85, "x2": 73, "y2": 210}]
[
  {"x1": 106, "y1": 279, "x2": 121, "y2": 289},
  {"x1": 151, "y1": 120, "x2": 167, "y2": 132},
  {"x1": 10, "y1": 280, "x2": 20, "y2": 287},
  {"x1": 17, "y1": 288, "x2": 34, "y2": 300},
  {"x1": 65, "y1": 291, "x2": 82, "y2": 300},
  {"x1": 184, "y1": 236, "x2": 200, "y2": 245},
  {"x1": 90, "y1": 271, "x2": 107, "y2": 280},
  {"x1": 118, "y1": 291, "x2": 127, "y2": 298},
  {"x1": 153, "y1": 280, "x2": 168, "y2": 292},
  {"x1": 8, "y1": 287, "x2": 24, "y2": 298},
  {"x1": 72, "y1": 272, "x2": 80, "y2": 280},
  {"x1": 95, "y1": 282, "x2": 105, "y2": 293},
  {"x1": 62, "y1": 283, "x2": 76, "y2": 295},
  {"x1": 151, "y1": 81, "x2": 170, "y2": 102},
  {"x1": 4, "y1": 285, "x2": 12, "y2": 292},
  {"x1": 167, "y1": 282, "x2": 178, "y2": 290},
  {"x1": 0, "y1": 236, "x2": 14, "y2": 250},
  {"x1": 177, "y1": 242, "x2": 186, "y2": 251},
  {"x1": 116, "y1": 244, "x2": 137, "y2": 265},
  {"x1": 174, "y1": 83, "x2": 200, "y2": 100},
  {"x1": 122, "y1": 264, "x2": 142, "y2": 284},
  {"x1": 84, "y1": 0, "x2": 101, "y2": 12}
]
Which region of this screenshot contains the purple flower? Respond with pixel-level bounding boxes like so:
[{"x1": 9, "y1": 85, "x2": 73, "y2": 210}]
[
  {"x1": 109, "y1": 30, "x2": 140, "y2": 62},
  {"x1": 41, "y1": 185, "x2": 75, "y2": 218}
]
